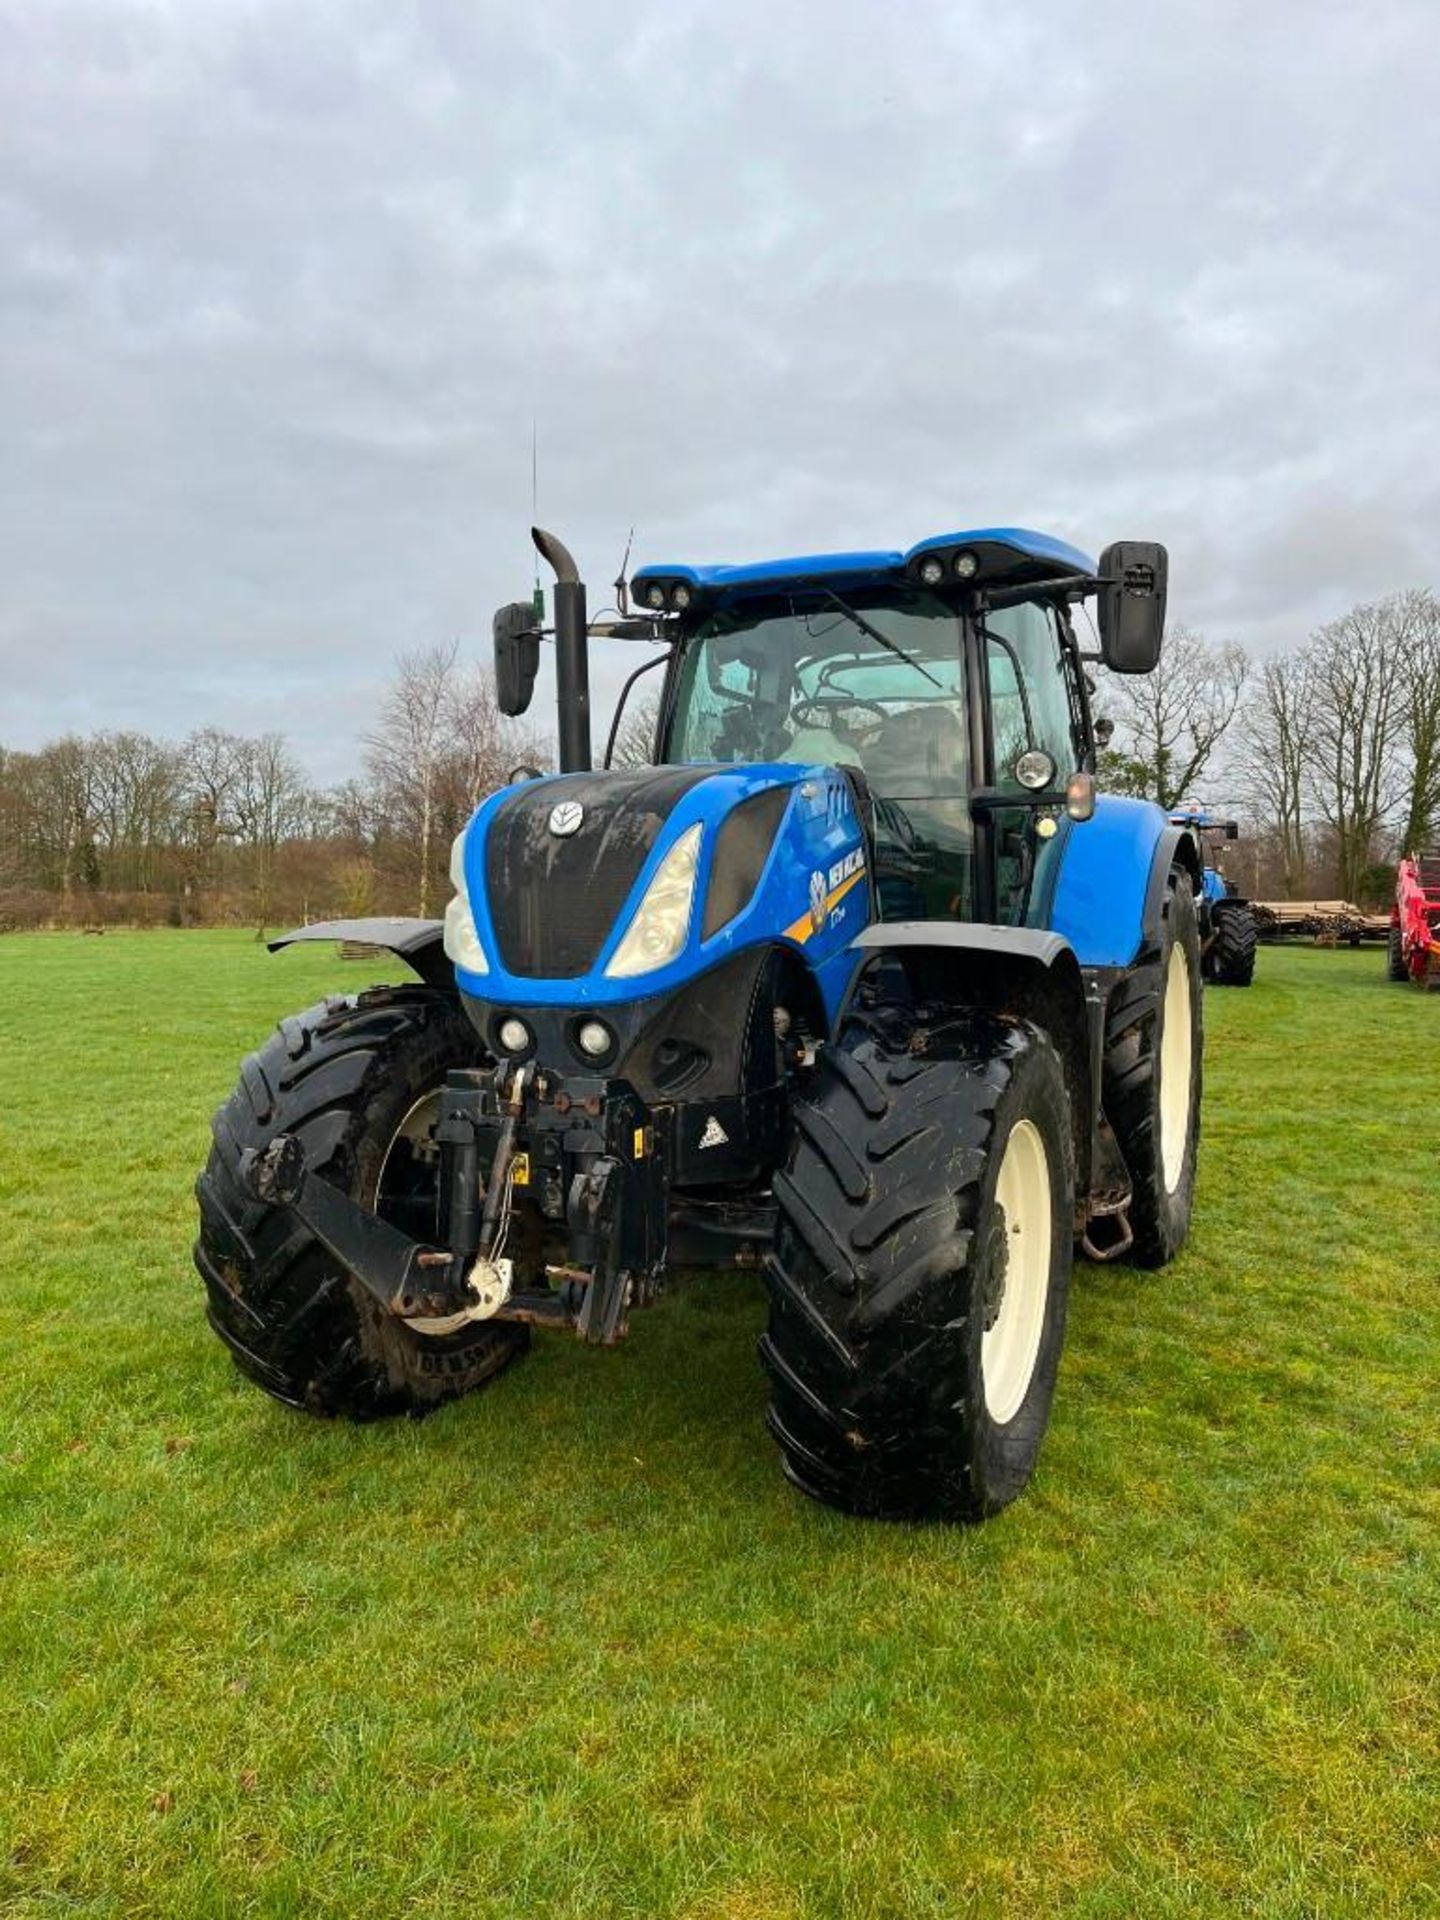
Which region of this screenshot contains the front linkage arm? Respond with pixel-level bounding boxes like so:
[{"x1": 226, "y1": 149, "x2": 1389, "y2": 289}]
[{"x1": 240, "y1": 1131, "x2": 465, "y2": 1321}]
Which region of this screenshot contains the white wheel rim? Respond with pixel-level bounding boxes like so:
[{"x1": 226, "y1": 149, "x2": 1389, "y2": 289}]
[
  {"x1": 376, "y1": 1092, "x2": 472, "y2": 1337},
  {"x1": 982, "y1": 1118, "x2": 1052, "y2": 1426},
  {"x1": 1159, "y1": 942, "x2": 1193, "y2": 1195}
]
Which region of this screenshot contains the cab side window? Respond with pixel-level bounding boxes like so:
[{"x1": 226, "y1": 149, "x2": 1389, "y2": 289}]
[
  {"x1": 983, "y1": 602, "x2": 1078, "y2": 788},
  {"x1": 983, "y1": 601, "x2": 1078, "y2": 926}
]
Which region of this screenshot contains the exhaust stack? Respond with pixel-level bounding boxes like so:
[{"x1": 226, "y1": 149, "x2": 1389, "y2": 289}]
[{"x1": 532, "y1": 526, "x2": 591, "y2": 773}]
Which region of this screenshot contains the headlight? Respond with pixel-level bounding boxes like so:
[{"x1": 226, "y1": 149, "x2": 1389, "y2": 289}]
[
  {"x1": 605, "y1": 824, "x2": 702, "y2": 978},
  {"x1": 443, "y1": 826, "x2": 489, "y2": 975}
]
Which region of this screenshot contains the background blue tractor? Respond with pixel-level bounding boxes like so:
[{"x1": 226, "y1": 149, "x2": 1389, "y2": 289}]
[
  {"x1": 196, "y1": 526, "x2": 1203, "y2": 1520},
  {"x1": 1169, "y1": 807, "x2": 1258, "y2": 988}
]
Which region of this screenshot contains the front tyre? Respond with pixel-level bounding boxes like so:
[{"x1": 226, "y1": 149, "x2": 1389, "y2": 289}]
[
  {"x1": 195, "y1": 987, "x2": 528, "y2": 1419},
  {"x1": 1387, "y1": 927, "x2": 1409, "y2": 983},
  {"x1": 1103, "y1": 872, "x2": 1204, "y2": 1268},
  {"x1": 762, "y1": 1010, "x2": 1074, "y2": 1522}
]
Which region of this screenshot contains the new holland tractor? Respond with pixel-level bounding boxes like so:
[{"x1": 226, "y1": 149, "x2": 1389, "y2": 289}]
[
  {"x1": 195, "y1": 526, "x2": 1204, "y2": 1520},
  {"x1": 1169, "y1": 808, "x2": 1257, "y2": 987}
]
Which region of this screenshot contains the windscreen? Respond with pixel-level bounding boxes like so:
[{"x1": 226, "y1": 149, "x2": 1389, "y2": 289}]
[{"x1": 664, "y1": 589, "x2": 975, "y2": 919}]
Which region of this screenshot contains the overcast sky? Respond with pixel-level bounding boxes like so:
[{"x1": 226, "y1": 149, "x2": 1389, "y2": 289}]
[{"x1": 3, "y1": 0, "x2": 1437, "y2": 782}]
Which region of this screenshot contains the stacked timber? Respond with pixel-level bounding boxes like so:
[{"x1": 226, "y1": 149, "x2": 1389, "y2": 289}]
[{"x1": 1251, "y1": 902, "x2": 1390, "y2": 944}]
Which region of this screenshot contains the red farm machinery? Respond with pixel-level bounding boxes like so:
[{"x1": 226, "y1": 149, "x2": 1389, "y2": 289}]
[{"x1": 1387, "y1": 852, "x2": 1440, "y2": 988}]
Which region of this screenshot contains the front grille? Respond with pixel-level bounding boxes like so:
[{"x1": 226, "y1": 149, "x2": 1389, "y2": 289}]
[{"x1": 484, "y1": 767, "x2": 715, "y2": 977}]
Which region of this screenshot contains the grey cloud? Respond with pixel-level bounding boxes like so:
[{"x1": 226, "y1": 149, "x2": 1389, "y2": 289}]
[{"x1": 2, "y1": 0, "x2": 1437, "y2": 779}]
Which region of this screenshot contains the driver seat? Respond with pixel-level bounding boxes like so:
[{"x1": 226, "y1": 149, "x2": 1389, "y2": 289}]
[
  {"x1": 866, "y1": 705, "x2": 966, "y2": 782},
  {"x1": 779, "y1": 726, "x2": 865, "y2": 769}
]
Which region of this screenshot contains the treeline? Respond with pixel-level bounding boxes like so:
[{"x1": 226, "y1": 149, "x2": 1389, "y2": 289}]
[
  {"x1": 5, "y1": 589, "x2": 1438, "y2": 931},
  {"x1": 0, "y1": 644, "x2": 546, "y2": 933},
  {"x1": 1098, "y1": 587, "x2": 1440, "y2": 904}
]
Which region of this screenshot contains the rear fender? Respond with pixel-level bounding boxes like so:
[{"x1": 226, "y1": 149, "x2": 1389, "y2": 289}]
[
  {"x1": 849, "y1": 923, "x2": 1098, "y2": 1200},
  {"x1": 268, "y1": 918, "x2": 451, "y2": 990}
]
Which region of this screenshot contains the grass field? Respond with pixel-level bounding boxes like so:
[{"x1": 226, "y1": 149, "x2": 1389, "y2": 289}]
[{"x1": 1, "y1": 931, "x2": 1436, "y2": 1918}]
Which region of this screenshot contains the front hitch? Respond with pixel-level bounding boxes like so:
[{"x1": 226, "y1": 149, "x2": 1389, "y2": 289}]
[{"x1": 239, "y1": 1061, "x2": 670, "y2": 1345}]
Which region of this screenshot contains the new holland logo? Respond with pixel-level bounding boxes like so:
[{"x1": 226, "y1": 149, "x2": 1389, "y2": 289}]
[
  {"x1": 808, "y1": 869, "x2": 828, "y2": 933},
  {"x1": 548, "y1": 800, "x2": 584, "y2": 837},
  {"x1": 698, "y1": 1114, "x2": 730, "y2": 1149}
]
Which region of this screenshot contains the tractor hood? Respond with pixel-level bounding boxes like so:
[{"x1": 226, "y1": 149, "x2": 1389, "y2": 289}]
[{"x1": 446, "y1": 762, "x2": 870, "y2": 1011}]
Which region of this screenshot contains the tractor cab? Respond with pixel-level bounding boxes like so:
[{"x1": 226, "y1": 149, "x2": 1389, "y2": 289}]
[
  {"x1": 630, "y1": 530, "x2": 1163, "y2": 930},
  {"x1": 656, "y1": 574, "x2": 1074, "y2": 928}
]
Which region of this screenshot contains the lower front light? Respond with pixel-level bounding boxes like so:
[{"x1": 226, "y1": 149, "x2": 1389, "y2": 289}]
[
  {"x1": 497, "y1": 1016, "x2": 531, "y2": 1054},
  {"x1": 577, "y1": 1019, "x2": 613, "y2": 1058}
]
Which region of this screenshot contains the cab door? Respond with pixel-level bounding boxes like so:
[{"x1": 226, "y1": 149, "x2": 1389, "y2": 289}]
[{"x1": 978, "y1": 601, "x2": 1083, "y2": 925}]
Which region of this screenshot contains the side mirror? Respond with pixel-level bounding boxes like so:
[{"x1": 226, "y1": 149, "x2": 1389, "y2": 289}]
[
  {"x1": 1097, "y1": 542, "x2": 1167, "y2": 675},
  {"x1": 493, "y1": 602, "x2": 541, "y2": 716}
]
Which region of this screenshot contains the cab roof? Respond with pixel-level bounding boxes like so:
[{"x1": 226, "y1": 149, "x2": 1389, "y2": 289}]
[{"x1": 631, "y1": 526, "x2": 1097, "y2": 601}]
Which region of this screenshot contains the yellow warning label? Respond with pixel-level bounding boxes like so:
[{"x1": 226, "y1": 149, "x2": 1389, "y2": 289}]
[
  {"x1": 510, "y1": 1152, "x2": 531, "y2": 1187},
  {"x1": 633, "y1": 1127, "x2": 648, "y2": 1160}
]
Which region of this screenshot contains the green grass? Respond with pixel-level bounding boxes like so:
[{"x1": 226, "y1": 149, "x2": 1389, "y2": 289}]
[{"x1": 1, "y1": 932, "x2": 1436, "y2": 1918}]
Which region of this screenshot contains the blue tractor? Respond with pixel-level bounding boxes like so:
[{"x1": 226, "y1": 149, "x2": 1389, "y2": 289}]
[
  {"x1": 196, "y1": 526, "x2": 1203, "y2": 1520},
  {"x1": 1169, "y1": 807, "x2": 1257, "y2": 987}
]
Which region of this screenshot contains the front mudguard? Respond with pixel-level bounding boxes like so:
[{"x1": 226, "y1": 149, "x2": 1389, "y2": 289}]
[
  {"x1": 1048, "y1": 798, "x2": 1201, "y2": 969},
  {"x1": 268, "y1": 918, "x2": 450, "y2": 989}
]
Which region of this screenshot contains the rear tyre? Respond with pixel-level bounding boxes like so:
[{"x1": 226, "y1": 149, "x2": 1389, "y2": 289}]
[
  {"x1": 1103, "y1": 872, "x2": 1203, "y2": 1268},
  {"x1": 762, "y1": 1008, "x2": 1074, "y2": 1522},
  {"x1": 1207, "y1": 901, "x2": 1257, "y2": 986},
  {"x1": 195, "y1": 987, "x2": 527, "y2": 1419},
  {"x1": 1387, "y1": 927, "x2": 1409, "y2": 982}
]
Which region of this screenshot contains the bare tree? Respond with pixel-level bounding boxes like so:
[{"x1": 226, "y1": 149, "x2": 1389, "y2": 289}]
[
  {"x1": 324, "y1": 778, "x2": 380, "y2": 846},
  {"x1": 1239, "y1": 652, "x2": 1315, "y2": 895},
  {"x1": 182, "y1": 727, "x2": 249, "y2": 902},
  {"x1": 1397, "y1": 589, "x2": 1440, "y2": 855},
  {"x1": 0, "y1": 747, "x2": 28, "y2": 887},
  {"x1": 231, "y1": 734, "x2": 309, "y2": 937},
  {"x1": 1100, "y1": 624, "x2": 1250, "y2": 810},
  {"x1": 364, "y1": 643, "x2": 458, "y2": 917},
  {"x1": 444, "y1": 664, "x2": 546, "y2": 810},
  {"x1": 26, "y1": 738, "x2": 100, "y2": 907},
  {"x1": 1302, "y1": 597, "x2": 1411, "y2": 899},
  {"x1": 609, "y1": 691, "x2": 662, "y2": 769},
  {"x1": 89, "y1": 731, "x2": 184, "y2": 892}
]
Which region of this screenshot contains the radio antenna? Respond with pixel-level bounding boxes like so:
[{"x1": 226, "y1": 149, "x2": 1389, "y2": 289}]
[
  {"x1": 615, "y1": 526, "x2": 634, "y2": 616},
  {"x1": 530, "y1": 422, "x2": 543, "y2": 622}
]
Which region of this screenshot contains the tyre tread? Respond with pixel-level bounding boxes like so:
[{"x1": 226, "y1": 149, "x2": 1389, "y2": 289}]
[
  {"x1": 195, "y1": 989, "x2": 526, "y2": 1420},
  {"x1": 762, "y1": 1011, "x2": 1072, "y2": 1520}
]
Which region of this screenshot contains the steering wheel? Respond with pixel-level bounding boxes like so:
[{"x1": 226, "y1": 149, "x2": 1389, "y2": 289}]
[{"x1": 790, "y1": 694, "x2": 889, "y2": 734}]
